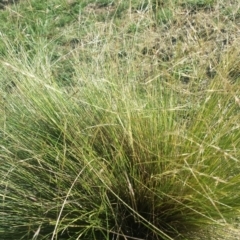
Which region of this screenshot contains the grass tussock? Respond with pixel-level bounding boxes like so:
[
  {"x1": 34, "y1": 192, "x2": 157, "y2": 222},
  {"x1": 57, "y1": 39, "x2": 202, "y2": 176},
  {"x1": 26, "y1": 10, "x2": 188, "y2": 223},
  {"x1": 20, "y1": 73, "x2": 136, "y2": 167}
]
[{"x1": 1, "y1": 0, "x2": 240, "y2": 239}]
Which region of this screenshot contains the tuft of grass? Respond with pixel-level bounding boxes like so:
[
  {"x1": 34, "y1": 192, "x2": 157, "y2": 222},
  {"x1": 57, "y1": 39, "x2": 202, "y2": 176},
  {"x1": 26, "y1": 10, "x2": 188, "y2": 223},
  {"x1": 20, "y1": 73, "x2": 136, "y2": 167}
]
[
  {"x1": 155, "y1": 8, "x2": 173, "y2": 25},
  {"x1": 0, "y1": 0, "x2": 240, "y2": 239},
  {"x1": 1, "y1": 44, "x2": 240, "y2": 240}
]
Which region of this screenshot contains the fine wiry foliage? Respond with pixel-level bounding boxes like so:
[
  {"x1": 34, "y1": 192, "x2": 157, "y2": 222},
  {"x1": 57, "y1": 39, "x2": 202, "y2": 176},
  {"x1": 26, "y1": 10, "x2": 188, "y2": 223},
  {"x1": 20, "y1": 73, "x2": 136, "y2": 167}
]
[{"x1": 0, "y1": 0, "x2": 240, "y2": 239}]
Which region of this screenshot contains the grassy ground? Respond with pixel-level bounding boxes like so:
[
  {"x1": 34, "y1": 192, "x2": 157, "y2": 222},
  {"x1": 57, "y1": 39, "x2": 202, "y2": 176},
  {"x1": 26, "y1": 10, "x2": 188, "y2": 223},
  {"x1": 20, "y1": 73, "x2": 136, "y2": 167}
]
[{"x1": 0, "y1": 0, "x2": 240, "y2": 239}]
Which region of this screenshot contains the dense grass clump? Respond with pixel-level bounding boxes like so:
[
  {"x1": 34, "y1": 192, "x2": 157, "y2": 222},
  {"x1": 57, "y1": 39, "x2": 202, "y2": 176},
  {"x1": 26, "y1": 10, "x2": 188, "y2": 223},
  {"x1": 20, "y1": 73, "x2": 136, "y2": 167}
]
[
  {"x1": 1, "y1": 0, "x2": 240, "y2": 239},
  {"x1": 1, "y1": 55, "x2": 240, "y2": 239}
]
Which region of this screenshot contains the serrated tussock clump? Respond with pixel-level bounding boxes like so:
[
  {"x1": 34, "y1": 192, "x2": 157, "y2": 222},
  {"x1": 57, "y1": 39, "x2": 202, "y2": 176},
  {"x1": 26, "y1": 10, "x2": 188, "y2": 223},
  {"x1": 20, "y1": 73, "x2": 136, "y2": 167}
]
[{"x1": 1, "y1": 0, "x2": 240, "y2": 239}]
